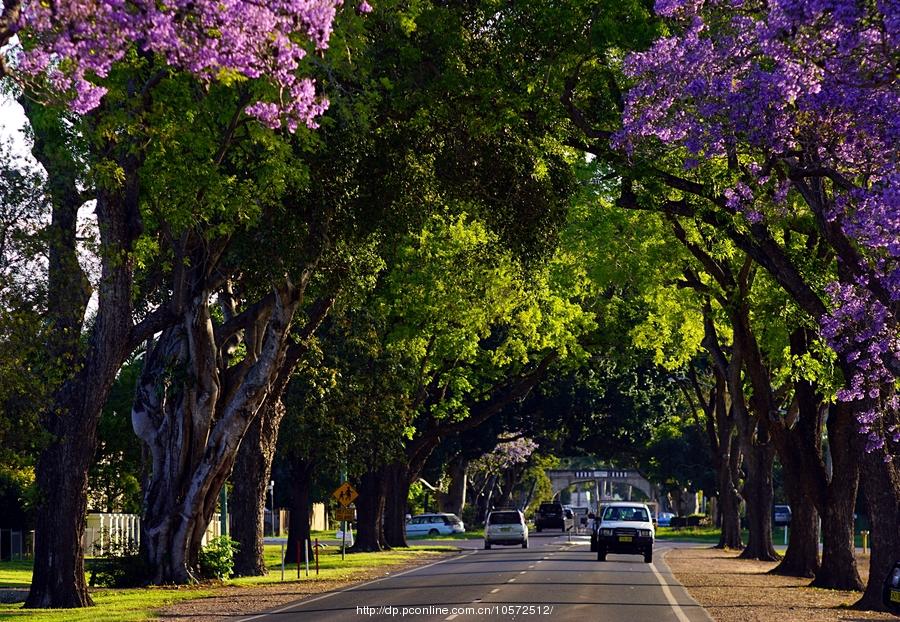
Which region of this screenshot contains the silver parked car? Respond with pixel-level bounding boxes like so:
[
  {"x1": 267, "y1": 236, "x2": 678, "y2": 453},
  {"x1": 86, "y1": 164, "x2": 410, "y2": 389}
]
[{"x1": 484, "y1": 508, "x2": 528, "y2": 549}]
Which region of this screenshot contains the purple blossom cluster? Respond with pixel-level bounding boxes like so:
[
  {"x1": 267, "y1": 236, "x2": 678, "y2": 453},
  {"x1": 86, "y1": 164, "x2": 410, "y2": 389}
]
[
  {"x1": 471, "y1": 437, "x2": 539, "y2": 474},
  {"x1": 619, "y1": 0, "x2": 900, "y2": 451},
  {"x1": 9, "y1": 0, "x2": 345, "y2": 131},
  {"x1": 821, "y1": 281, "x2": 900, "y2": 453}
]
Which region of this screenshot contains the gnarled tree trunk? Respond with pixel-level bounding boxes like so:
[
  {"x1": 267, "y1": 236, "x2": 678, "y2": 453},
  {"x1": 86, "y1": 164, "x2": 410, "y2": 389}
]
[{"x1": 134, "y1": 282, "x2": 302, "y2": 583}]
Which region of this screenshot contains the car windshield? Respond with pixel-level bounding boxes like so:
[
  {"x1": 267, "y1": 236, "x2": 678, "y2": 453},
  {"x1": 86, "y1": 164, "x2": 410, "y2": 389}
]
[
  {"x1": 602, "y1": 506, "x2": 649, "y2": 522},
  {"x1": 488, "y1": 512, "x2": 520, "y2": 525}
]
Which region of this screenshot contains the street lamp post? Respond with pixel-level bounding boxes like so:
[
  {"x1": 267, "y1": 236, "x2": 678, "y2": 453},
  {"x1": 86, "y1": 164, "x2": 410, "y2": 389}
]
[{"x1": 268, "y1": 480, "x2": 275, "y2": 537}]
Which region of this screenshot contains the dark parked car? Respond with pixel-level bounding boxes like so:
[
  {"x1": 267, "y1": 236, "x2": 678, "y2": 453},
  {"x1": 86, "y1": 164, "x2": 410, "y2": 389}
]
[
  {"x1": 535, "y1": 502, "x2": 573, "y2": 532},
  {"x1": 773, "y1": 504, "x2": 792, "y2": 526}
]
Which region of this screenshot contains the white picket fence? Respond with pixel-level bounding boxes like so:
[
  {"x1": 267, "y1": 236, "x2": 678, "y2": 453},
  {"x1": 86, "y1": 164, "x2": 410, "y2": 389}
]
[{"x1": 82, "y1": 513, "x2": 226, "y2": 557}]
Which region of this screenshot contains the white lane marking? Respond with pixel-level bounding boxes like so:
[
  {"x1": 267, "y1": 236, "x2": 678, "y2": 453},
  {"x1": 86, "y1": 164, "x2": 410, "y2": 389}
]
[
  {"x1": 445, "y1": 615, "x2": 458, "y2": 620},
  {"x1": 508, "y1": 577, "x2": 516, "y2": 582},
  {"x1": 650, "y1": 559, "x2": 692, "y2": 622},
  {"x1": 535, "y1": 560, "x2": 543, "y2": 564},
  {"x1": 519, "y1": 570, "x2": 527, "y2": 575},
  {"x1": 528, "y1": 565, "x2": 535, "y2": 569},
  {"x1": 236, "y1": 551, "x2": 475, "y2": 621},
  {"x1": 490, "y1": 588, "x2": 500, "y2": 593}
]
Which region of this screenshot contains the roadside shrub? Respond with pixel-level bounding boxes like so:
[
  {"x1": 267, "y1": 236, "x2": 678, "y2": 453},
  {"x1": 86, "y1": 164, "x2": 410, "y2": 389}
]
[
  {"x1": 88, "y1": 530, "x2": 146, "y2": 588},
  {"x1": 198, "y1": 535, "x2": 239, "y2": 580}
]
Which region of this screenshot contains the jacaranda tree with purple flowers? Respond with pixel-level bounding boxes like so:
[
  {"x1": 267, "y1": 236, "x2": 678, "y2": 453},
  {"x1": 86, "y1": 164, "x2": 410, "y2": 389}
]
[
  {"x1": 620, "y1": 0, "x2": 898, "y2": 452},
  {"x1": 3, "y1": 0, "x2": 346, "y2": 131},
  {"x1": 618, "y1": 0, "x2": 898, "y2": 608},
  {"x1": 0, "y1": 0, "x2": 347, "y2": 608}
]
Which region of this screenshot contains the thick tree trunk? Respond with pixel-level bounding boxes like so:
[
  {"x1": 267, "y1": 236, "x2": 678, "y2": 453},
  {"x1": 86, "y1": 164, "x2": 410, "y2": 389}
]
[
  {"x1": 285, "y1": 459, "x2": 315, "y2": 564},
  {"x1": 231, "y1": 400, "x2": 283, "y2": 576},
  {"x1": 26, "y1": 416, "x2": 97, "y2": 608},
  {"x1": 855, "y1": 441, "x2": 900, "y2": 610},
  {"x1": 813, "y1": 403, "x2": 862, "y2": 590},
  {"x1": 440, "y1": 456, "x2": 468, "y2": 517},
  {"x1": 383, "y1": 463, "x2": 411, "y2": 548},
  {"x1": 739, "y1": 440, "x2": 779, "y2": 561},
  {"x1": 25, "y1": 105, "x2": 145, "y2": 608},
  {"x1": 771, "y1": 466, "x2": 818, "y2": 577},
  {"x1": 713, "y1": 375, "x2": 743, "y2": 549},
  {"x1": 716, "y1": 448, "x2": 744, "y2": 549},
  {"x1": 351, "y1": 469, "x2": 387, "y2": 552}
]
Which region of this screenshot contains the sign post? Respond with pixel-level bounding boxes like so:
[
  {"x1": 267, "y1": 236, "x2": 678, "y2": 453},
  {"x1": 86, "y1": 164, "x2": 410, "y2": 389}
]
[{"x1": 332, "y1": 482, "x2": 359, "y2": 561}]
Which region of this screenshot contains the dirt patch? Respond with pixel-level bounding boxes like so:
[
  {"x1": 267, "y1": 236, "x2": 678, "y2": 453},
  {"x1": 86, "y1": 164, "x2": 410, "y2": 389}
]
[
  {"x1": 155, "y1": 552, "x2": 458, "y2": 621},
  {"x1": 665, "y1": 546, "x2": 896, "y2": 622}
]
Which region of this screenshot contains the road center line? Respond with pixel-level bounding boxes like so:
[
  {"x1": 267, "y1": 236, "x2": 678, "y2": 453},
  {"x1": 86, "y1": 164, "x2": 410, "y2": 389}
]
[{"x1": 650, "y1": 559, "x2": 692, "y2": 622}]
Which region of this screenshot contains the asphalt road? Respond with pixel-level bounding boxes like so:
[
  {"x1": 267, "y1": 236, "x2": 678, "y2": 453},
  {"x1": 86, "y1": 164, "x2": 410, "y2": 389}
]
[{"x1": 239, "y1": 532, "x2": 712, "y2": 622}]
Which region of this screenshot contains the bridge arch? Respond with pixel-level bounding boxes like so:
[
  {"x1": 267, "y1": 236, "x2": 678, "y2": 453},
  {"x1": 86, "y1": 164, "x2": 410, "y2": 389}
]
[{"x1": 547, "y1": 468, "x2": 658, "y2": 507}]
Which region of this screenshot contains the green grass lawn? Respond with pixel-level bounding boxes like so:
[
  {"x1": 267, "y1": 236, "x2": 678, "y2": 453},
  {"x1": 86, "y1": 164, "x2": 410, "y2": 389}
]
[
  {"x1": 0, "y1": 544, "x2": 457, "y2": 620},
  {"x1": 0, "y1": 561, "x2": 32, "y2": 589},
  {"x1": 655, "y1": 526, "x2": 871, "y2": 549},
  {"x1": 0, "y1": 587, "x2": 212, "y2": 621},
  {"x1": 655, "y1": 526, "x2": 725, "y2": 543},
  {"x1": 229, "y1": 543, "x2": 456, "y2": 586}
]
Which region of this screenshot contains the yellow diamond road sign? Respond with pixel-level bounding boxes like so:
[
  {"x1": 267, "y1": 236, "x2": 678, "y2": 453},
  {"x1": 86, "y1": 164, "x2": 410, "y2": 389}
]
[{"x1": 333, "y1": 482, "x2": 358, "y2": 507}]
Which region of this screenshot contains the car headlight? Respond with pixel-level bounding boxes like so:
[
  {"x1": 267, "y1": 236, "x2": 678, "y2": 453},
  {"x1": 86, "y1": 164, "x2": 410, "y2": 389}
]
[
  {"x1": 639, "y1": 529, "x2": 652, "y2": 538},
  {"x1": 600, "y1": 528, "x2": 613, "y2": 536}
]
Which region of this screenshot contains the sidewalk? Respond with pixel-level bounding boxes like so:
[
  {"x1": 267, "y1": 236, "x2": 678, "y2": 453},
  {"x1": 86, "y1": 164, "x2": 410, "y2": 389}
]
[{"x1": 665, "y1": 546, "x2": 895, "y2": 622}]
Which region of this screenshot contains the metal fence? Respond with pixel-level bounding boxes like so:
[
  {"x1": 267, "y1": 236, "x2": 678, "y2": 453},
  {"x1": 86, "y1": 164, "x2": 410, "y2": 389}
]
[{"x1": 0, "y1": 528, "x2": 33, "y2": 561}]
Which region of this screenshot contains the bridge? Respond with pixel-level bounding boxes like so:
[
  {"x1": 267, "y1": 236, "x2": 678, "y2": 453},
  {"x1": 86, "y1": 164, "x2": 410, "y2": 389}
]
[{"x1": 547, "y1": 468, "x2": 658, "y2": 508}]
